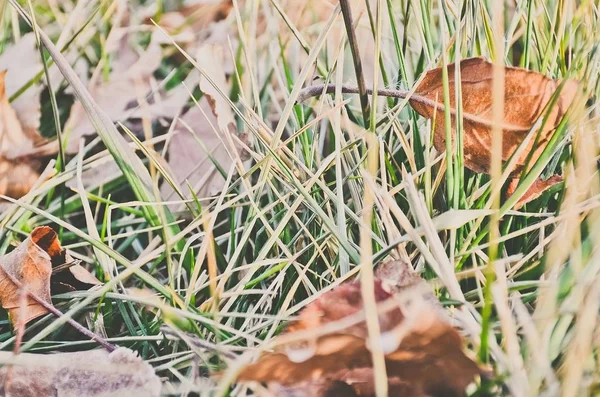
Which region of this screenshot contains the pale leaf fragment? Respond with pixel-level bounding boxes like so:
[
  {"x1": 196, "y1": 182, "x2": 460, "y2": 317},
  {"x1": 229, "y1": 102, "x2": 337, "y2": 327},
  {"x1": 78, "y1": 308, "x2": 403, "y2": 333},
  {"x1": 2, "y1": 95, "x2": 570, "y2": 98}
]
[
  {"x1": 0, "y1": 70, "x2": 44, "y2": 199},
  {"x1": 0, "y1": 32, "x2": 43, "y2": 134},
  {"x1": 0, "y1": 347, "x2": 160, "y2": 397}
]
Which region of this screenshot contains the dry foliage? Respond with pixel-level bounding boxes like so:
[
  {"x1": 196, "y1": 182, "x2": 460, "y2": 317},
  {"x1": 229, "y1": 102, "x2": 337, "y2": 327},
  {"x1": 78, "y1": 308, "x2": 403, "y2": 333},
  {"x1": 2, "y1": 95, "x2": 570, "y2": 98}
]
[
  {"x1": 0, "y1": 70, "x2": 44, "y2": 200},
  {"x1": 237, "y1": 261, "x2": 482, "y2": 397},
  {"x1": 65, "y1": 23, "x2": 163, "y2": 153},
  {"x1": 410, "y1": 57, "x2": 578, "y2": 205},
  {"x1": 0, "y1": 347, "x2": 160, "y2": 397},
  {"x1": 0, "y1": 226, "x2": 99, "y2": 326},
  {"x1": 0, "y1": 33, "x2": 43, "y2": 136},
  {"x1": 161, "y1": 44, "x2": 249, "y2": 206}
]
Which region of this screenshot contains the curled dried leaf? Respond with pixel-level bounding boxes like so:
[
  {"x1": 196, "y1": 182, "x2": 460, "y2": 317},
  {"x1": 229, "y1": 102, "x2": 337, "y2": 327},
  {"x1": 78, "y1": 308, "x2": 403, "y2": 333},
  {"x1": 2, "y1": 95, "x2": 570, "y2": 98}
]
[
  {"x1": 31, "y1": 226, "x2": 101, "y2": 294},
  {"x1": 410, "y1": 57, "x2": 578, "y2": 176},
  {"x1": 0, "y1": 227, "x2": 100, "y2": 325},
  {"x1": 237, "y1": 275, "x2": 481, "y2": 397},
  {"x1": 0, "y1": 227, "x2": 53, "y2": 324},
  {"x1": 410, "y1": 57, "x2": 578, "y2": 206}
]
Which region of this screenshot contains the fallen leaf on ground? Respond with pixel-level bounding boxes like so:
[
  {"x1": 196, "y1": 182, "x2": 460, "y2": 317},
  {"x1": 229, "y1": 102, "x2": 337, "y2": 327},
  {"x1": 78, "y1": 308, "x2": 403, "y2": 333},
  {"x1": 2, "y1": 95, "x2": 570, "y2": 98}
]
[
  {"x1": 0, "y1": 227, "x2": 100, "y2": 325},
  {"x1": 0, "y1": 347, "x2": 160, "y2": 397},
  {"x1": 155, "y1": 0, "x2": 233, "y2": 35},
  {"x1": 65, "y1": 27, "x2": 162, "y2": 153},
  {"x1": 198, "y1": 44, "x2": 236, "y2": 132},
  {"x1": 160, "y1": 97, "x2": 237, "y2": 206},
  {"x1": 0, "y1": 69, "x2": 46, "y2": 199},
  {"x1": 236, "y1": 262, "x2": 482, "y2": 397},
  {"x1": 161, "y1": 45, "x2": 248, "y2": 209},
  {"x1": 410, "y1": 57, "x2": 578, "y2": 206},
  {"x1": 30, "y1": 226, "x2": 101, "y2": 295},
  {"x1": 0, "y1": 32, "x2": 43, "y2": 136}
]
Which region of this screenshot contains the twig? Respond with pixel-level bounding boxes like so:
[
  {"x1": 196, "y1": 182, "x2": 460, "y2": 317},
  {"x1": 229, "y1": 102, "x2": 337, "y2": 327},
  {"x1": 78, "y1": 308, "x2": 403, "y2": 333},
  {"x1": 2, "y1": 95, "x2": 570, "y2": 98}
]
[
  {"x1": 1, "y1": 268, "x2": 116, "y2": 352},
  {"x1": 339, "y1": 0, "x2": 370, "y2": 126},
  {"x1": 160, "y1": 326, "x2": 236, "y2": 360},
  {"x1": 51, "y1": 259, "x2": 82, "y2": 274},
  {"x1": 297, "y1": 83, "x2": 410, "y2": 103},
  {"x1": 296, "y1": 83, "x2": 526, "y2": 132}
]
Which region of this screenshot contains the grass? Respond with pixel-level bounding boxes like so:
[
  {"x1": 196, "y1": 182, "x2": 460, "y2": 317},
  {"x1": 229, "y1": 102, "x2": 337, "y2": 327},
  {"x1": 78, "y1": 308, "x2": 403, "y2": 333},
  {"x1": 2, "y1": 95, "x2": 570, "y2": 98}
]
[{"x1": 1, "y1": 0, "x2": 600, "y2": 395}]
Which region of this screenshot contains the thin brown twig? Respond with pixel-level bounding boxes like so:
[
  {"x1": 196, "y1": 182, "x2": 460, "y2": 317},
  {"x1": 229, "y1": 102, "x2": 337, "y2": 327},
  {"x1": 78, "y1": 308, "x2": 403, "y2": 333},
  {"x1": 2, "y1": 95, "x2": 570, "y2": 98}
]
[
  {"x1": 296, "y1": 83, "x2": 526, "y2": 132},
  {"x1": 160, "y1": 326, "x2": 236, "y2": 360},
  {"x1": 297, "y1": 83, "x2": 410, "y2": 103}
]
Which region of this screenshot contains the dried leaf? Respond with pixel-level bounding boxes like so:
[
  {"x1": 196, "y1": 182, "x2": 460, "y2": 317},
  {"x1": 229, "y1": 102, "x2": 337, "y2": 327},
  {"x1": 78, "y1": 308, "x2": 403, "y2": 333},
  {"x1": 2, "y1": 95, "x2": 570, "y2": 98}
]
[
  {"x1": 507, "y1": 174, "x2": 564, "y2": 209},
  {"x1": 0, "y1": 347, "x2": 160, "y2": 397},
  {"x1": 197, "y1": 44, "x2": 236, "y2": 132},
  {"x1": 0, "y1": 227, "x2": 53, "y2": 324},
  {"x1": 410, "y1": 58, "x2": 577, "y2": 205},
  {"x1": 160, "y1": 98, "x2": 235, "y2": 205},
  {"x1": 237, "y1": 276, "x2": 481, "y2": 397},
  {"x1": 65, "y1": 30, "x2": 162, "y2": 153},
  {"x1": 0, "y1": 227, "x2": 100, "y2": 325},
  {"x1": 0, "y1": 159, "x2": 40, "y2": 200},
  {"x1": 173, "y1": 0, "x2": 233, "y2": 32},
  {"x1": 0, "y1": 33, "x2": 58, "y2": 201},
  {"x1": 30, "y1": 226, "x2": 100, "y2": 294},
  {"x1": 160, "y1": 46, "x2": 248, "y2": 208},
  {"x1": 410, "y1": 57, "x2": 578, "y2": 175},
  {"x1": 0, "y1": 32, "x2": 43, "y2": 135}
]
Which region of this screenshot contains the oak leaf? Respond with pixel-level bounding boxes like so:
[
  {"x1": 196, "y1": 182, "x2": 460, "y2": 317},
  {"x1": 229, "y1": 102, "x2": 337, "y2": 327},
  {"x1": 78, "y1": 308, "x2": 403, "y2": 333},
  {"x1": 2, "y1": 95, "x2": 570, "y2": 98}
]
[
  {"x1": 0, "y1": 227, "x2": 100, "y2": 326},
  {"x1": 410, "y1": 57, "x2": 578, "y2": 206},
  {"x1": 236, "y1": 264, "x2": 482, "y2": 397}
]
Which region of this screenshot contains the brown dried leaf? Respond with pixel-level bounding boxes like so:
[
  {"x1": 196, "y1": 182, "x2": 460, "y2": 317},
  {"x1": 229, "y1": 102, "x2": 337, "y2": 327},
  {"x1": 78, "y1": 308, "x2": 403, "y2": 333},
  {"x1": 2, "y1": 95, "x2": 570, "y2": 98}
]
[
  {"x1": 410, "y1": 57, "x2": 578, "y2": 175},
  {"x1": 30, "y1": 226, "x2": 101, "y2": 294},
  {"x1": 0, "y1": 227, "x2": 100, "y2": 325},
  {"x1": 410, "y1": 58, "x2": 577, "y2": 205},
  {"x1": 507, "y1": 174, "x2": 564, "y2": 209},
  {"x1": 0, "y1": 347, "x2": 160, "y2": 397},
  {"x1": 237, "y1": 276, "x2": 481, "y2": 397}
]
